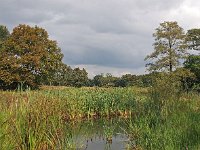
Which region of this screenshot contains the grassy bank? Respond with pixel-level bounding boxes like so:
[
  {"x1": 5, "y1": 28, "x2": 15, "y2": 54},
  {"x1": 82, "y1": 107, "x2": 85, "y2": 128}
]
[
  {"x1": 0, "y1": 87, "x2": 200, "y2": 149},
  {"x1": 127, "y1": 92, "x2": 200, "y2": 149}
]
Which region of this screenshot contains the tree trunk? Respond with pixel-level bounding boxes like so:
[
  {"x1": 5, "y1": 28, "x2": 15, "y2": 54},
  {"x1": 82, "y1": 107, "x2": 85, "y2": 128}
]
[
  {"x1": 169, "y1": 37, "x2": 173, "y2": 72},
  {"x1": 169, "y1": 62, "x2": 172, "y2": 72}
]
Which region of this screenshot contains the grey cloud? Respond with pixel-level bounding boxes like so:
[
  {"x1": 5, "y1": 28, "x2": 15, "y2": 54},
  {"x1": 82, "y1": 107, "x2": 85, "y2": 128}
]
[
  {"x1": 65, "y1": 47, "x2": 146, "y2": 69},
  {"x1": 0, "y1": 0, "x2": 71, "y2": 26},
  {"x1": 0, "y1": 0, "x2": 199, "y2": 76},
  {"x1": 61, "y1": 32, "x2": 150, "y2": 69},
  {"x1": 134, "y1": 0, "x2": 184, "y2": 11}
]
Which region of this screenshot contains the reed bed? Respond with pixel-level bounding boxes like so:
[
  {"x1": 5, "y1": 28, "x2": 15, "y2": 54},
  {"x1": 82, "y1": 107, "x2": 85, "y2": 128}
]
[
  {"x1": 127, "y1": 92, "x2": 200, "y2": 150},
  {"x1": 0, "y1": 87, "x2": 140, "y2": 149},
  {"x1": 0, "y1": 87, "x2": 200, "y2": 149}
]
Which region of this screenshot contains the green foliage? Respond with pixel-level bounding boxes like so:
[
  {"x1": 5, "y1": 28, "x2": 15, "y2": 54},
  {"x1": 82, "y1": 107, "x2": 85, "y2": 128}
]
[
  {"x1": 0, "y1": 25, "x2": 10, "y2": 46},
  {"x1": 150, "y1": 69, "x2": 195, "y2": 100},
  {"x1": 70, "y1": 68, "x2": 89, "y2": 87},
  {"x1": 184, "y1": 55, "x2": 200, "y2": 79},
  {"x1": 121, "y1": 74, "x2": 138, "y2": 87},
  {"x1": 150, "y1": 72, "x2": 182, "y2": 104},
  {"x1": 93, "y1": 73, "x2": 119, "y2": 87},
  {"x1": 184, "y1": 55, "x2": 200, "y2": 91},
  {"x1": 93, "y1": 74, "x2": 104, "y2": 86},
  {"x1": 50, "y1": 63, "x2": 73, "y2": 86},
  {"x1": 173, "y1": 68, "x2": 196, "y2": 91},
  {"x1": 91, "y1": 73, "x2": 156, "y2": 88},
  {"x1": 40, "y1": 64, "x2": 89, "y2": 87},
  {"x1": 145, "y1": 21, "x2": 187, "y2": 72},
  {"x1": 186, "y1": 28, "x2": 200, "y2": 50}
]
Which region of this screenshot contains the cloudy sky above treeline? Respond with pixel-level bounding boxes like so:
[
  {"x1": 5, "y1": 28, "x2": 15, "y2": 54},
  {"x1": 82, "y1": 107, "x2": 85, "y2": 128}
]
[{"x1": 1, "y1": 0, "x2": 200, "y2": 77}]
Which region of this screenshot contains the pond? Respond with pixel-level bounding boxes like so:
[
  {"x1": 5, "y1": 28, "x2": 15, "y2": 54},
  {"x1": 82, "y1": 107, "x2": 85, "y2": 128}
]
[{"x1": 65, "y1": 118, "x2": 135, "y2": 150}]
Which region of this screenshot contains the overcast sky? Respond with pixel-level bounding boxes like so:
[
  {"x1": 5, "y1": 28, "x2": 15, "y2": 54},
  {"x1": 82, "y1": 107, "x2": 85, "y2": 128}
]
[{"x1": 1, "y1": 0, "x2": 200, "y2": 77}]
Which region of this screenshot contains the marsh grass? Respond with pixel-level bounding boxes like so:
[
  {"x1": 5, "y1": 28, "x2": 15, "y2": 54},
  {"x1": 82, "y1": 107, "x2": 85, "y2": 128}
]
[
  {"x1": 126, "y1": 74, "x2": 200, "y2": 150},
  {"x1": 129, "y1": 95, "x2": 200, "y2": 150},
  {"x1": 0, "y1": 86, "x2": 200, "y2": 149},
  {"x1": 0, "y1": 87, "x2": 140, "y2": 149}
]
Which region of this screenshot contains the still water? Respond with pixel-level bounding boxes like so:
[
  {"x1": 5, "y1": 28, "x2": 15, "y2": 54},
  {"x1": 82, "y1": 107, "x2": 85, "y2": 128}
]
[{"x1": 65, "y1": 118, "x2": 134, "y2": 150}]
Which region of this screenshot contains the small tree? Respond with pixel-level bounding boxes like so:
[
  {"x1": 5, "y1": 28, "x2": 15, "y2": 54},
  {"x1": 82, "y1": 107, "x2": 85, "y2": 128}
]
[{"x1": 145, "y1": 21, "x2": 187, "y2": 72}]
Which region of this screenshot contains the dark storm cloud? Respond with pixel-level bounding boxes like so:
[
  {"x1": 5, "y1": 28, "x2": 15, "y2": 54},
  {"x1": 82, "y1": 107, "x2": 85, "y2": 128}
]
[{"x1": 1, "y1": 0, "x2": 200, "y2": 76}]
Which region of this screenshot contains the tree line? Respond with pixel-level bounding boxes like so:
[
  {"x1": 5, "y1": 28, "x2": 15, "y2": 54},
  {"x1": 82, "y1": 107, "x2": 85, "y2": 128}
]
[{"x1": 0, "y1": 22, "x2": 200, "y2": 90}]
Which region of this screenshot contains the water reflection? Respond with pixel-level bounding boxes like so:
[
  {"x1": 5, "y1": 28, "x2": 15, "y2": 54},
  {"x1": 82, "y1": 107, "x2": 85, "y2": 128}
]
[
  {"x1": 83, "y1": 134, "x2": 130, "y2": 150},
  {"x1": 65, "y1": 118, "x2": 134, "y2": 150}
]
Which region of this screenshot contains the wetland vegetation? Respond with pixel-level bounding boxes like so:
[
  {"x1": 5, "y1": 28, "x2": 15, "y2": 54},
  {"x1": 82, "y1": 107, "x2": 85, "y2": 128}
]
[{"x1": 0, "y1": 85, "x2": 200, "y2": 149}]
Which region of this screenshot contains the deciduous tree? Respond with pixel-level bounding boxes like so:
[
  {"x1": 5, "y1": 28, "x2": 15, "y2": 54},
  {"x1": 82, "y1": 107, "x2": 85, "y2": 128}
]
[
  {"x1": 145, "y1": 21, "x2": 187, "y2": 72},
  {"x1": 0, "y1": 24, "x2": 63, "y2": 89}
]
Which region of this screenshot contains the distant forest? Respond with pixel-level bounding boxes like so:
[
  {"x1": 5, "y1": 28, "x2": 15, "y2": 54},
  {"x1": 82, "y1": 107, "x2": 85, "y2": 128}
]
[{"x1": 0, "y1": 22, "x2": 200, "y2": 90}]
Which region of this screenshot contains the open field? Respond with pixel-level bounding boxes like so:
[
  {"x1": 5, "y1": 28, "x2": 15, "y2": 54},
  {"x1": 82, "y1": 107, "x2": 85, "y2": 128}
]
[{"x1": 0, "y1": 87, "x2": 200, "y2": 149}]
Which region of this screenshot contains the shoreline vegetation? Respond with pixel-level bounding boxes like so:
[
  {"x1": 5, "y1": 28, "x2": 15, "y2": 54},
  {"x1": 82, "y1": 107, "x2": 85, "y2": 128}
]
[{"x1": 0, "y1": 86, "x2": 200, "y2": 149}]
